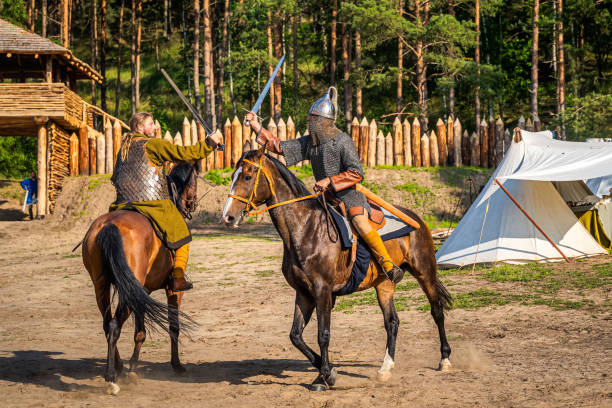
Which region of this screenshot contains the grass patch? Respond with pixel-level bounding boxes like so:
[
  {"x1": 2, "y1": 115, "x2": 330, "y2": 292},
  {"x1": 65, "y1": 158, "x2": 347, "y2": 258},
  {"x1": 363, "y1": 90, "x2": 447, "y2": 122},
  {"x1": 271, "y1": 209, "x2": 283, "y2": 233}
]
[
  {"x1": 291, "y1": 164, "x2": 313, "y2": 180},
  {"x1": 204, "y1": 169, "x2": 233, "y2": 186},
  {"x1": 61, "y1": 254, "x2": 81, "y2": 259},
  {"x1": 87, "y1": 174, "x2": 111, "y2": 190},
  {"x1": 361, "y1": 180, "x2": 381, "y2": 194},
  {"x1": 256, "y1": 269, "x2": 275, "y2": 278},
  {"x1": 394, "y1": 182, "x2": 432, "y2": 195},
  {"x1": 482, "y1": 263, "x2": 551, "y2": 282},
  {"x1": 334, "y1": 291, "x2": 378, "y2": 313}
]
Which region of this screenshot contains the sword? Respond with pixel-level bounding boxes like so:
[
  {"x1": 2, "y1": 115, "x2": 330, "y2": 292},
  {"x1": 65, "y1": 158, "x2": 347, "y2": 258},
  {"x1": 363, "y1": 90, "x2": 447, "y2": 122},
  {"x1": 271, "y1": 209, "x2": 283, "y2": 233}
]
[
  {"x1": 160, "y1": 68, "x2": 224, "y2": 151},
  {"x1": 245, "y1": 55, "x2": 285, "y2": 126}
]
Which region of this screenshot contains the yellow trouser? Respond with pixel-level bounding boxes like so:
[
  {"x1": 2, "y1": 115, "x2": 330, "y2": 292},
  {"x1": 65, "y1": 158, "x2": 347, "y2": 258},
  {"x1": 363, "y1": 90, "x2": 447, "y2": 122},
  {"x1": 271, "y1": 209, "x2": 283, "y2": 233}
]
[
  {"x1": 172, "y1": 242, "x2": 190, "y2": 278},
  {"x1": 361, "y1": 229, "x2": 395, "y2": 273}
]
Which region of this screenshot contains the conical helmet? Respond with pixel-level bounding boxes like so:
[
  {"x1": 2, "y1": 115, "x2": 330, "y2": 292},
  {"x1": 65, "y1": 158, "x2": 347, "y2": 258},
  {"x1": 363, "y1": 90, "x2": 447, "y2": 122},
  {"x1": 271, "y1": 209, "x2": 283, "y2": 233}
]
[{"x1": 308, "y1": 87, "x2": 338, "y2": 121}]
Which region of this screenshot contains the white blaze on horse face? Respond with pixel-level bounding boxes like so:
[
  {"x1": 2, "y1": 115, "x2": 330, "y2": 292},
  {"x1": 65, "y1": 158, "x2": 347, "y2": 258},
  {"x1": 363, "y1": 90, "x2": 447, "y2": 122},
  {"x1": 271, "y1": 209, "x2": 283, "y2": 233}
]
[{"x1": 222, "y1": 166, "x2": 243, "y2": 219}]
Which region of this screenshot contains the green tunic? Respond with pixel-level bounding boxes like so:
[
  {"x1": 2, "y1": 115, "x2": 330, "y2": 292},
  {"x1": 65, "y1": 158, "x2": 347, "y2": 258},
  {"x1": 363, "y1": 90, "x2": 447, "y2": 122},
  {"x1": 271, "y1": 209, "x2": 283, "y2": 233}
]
[{"x1": 109, "y1": 135, "x2": 214, "y2": 249}]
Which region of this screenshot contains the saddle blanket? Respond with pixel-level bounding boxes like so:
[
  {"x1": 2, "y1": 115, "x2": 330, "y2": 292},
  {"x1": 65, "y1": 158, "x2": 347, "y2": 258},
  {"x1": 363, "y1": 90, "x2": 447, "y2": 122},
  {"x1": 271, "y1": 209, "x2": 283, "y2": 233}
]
[{"x1": 327, "y1": 205, "x2": 416, "y2": 296}]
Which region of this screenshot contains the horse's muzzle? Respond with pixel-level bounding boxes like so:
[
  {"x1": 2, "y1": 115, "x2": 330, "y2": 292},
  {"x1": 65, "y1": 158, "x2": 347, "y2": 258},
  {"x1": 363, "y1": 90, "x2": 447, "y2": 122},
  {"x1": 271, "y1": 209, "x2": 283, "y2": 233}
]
[{"x1": 220, "y1": 215, "x2": 240, "y2": 228}]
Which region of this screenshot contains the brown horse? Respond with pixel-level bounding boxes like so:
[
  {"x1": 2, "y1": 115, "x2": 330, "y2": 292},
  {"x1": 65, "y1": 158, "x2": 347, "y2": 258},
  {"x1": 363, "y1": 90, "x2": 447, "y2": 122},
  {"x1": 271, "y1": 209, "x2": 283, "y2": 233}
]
[
  {"x1": 81, "y1": 163, "x2": 198, "y2": 395},
  {"x1": 221, "y1": 148, "x2": 453, "y2": 391}
]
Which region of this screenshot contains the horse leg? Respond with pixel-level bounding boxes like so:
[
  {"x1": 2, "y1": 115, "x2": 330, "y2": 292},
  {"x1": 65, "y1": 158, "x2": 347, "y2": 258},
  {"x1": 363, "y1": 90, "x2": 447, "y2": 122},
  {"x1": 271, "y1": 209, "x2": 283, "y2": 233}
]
[
  {"x1": 104, "y1": 302, "x2": 130, "y2": 395},
  {"x1": 310, "y1": 288, "x2": 336, "y2": 391},
  {"x1": 128, "y1": 315, "x2": 146, "y2": 372},
  {"x1": 406, "y1": 256, "x2": 452, "y2": 371},
  {"x1": 289, "y1": 291, "x2": 321, "y2": 369},
  {"x1": 374, "y1": 279, "x2": 400, "y2": 382},
  {"x1": 166, "y1": 289, "x2": 186, "y2": 374}
]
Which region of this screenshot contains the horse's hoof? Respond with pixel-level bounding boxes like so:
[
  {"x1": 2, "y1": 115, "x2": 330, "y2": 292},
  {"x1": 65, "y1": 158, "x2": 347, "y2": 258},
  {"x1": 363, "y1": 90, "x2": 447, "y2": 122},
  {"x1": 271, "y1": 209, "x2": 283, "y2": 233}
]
[
  {"x1": 310, "y1": 382, "x2": 327, "y2": 392},
  {"x1": 106, "y1": 382, "x2": 120, "y2": 395},
  {"x1": 126, "y1": 371, "x2": 139, "y2": 384},
  {"x1": 376, "y1": 371, "x2": 392, "y2": 382},
  {"x1": 438, "y1": 358, "x2": 452, "y2": 372},
  {"x1": 325, "y1": 367, "x2": 337, "y2": 387}
]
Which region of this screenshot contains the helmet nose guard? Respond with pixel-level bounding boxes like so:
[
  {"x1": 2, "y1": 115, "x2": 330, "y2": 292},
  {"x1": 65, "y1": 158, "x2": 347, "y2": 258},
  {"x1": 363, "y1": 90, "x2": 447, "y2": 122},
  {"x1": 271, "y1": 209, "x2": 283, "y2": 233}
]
[{"x1": 308, "y1": 87, "x2": 338, "y2": 121}]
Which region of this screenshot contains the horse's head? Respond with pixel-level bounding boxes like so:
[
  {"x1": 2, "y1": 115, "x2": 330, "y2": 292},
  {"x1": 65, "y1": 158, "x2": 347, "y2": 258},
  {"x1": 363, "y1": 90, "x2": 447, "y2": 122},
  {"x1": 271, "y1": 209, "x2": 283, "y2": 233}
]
[
  {"x1": 221, "y1": 145, "x2": 276, "y2": 228},
  {"x1": 168, "y1": 163, "x2": 198, "y2": 220}
]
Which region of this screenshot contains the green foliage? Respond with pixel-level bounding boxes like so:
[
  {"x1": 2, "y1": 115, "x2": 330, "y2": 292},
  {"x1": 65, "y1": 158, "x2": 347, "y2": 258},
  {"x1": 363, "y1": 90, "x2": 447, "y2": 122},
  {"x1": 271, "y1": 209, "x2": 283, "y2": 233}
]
[
  {"x1": 483, "y1": 263, "x2": 551, "y2": 282},
  {"x1": 0, "y1": 137, "x2": 37, "y2": 178},
  {"x1": 394, "y1": 182, "x2": 432, "y2": 195},
  {"x1": 0, "y1": 0, "x2": 26, "y2": 26},
  {"x1": 204, "y1": 169, "x2": 233, "y2": 186}
]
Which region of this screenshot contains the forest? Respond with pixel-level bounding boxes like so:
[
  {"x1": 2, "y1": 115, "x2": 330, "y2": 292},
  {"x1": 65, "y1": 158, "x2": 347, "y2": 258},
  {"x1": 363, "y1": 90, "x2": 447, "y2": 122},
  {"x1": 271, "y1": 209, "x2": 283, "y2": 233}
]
[{"x1": 0, "y1": 0, "x2": 610, "y2": 176}]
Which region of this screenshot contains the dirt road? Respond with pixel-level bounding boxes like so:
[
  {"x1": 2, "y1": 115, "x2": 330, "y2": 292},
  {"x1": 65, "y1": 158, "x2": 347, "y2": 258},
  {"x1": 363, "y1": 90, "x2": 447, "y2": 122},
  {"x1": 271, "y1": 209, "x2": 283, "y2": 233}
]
[{"x1": 0, "y1": 173, "x2": 610, "y2": 407}]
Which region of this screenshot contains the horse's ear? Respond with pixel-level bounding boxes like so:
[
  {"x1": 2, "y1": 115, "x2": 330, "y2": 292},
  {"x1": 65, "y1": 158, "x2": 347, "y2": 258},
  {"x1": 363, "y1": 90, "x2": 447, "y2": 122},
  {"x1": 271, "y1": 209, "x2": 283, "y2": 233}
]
[
  {"x1": 256, "y1": 142, "x2": 266, "y2": 157},
  {"x1": 195, "y1": 160, "x2": 202, "y2": 174},
  {"x1": 243, "y1": 140, "x2": 252, "y2": 152}
]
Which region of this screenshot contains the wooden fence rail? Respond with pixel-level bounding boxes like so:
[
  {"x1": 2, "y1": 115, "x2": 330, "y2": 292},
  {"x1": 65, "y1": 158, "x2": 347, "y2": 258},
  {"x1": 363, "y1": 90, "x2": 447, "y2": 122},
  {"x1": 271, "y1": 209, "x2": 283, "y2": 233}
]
[{"x1": 69, "y1": 114, "x2": 540, "y2": 176}]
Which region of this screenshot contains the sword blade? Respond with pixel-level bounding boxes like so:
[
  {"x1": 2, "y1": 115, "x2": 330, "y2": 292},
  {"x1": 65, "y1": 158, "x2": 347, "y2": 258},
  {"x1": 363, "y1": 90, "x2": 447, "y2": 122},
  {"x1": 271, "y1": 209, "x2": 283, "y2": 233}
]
[
  {"x1": 251, "y1": 55, "x2": 285, "y2": 115},
  {"x1": 161, "y1": 68, "x2": 211, "y2": 134}
]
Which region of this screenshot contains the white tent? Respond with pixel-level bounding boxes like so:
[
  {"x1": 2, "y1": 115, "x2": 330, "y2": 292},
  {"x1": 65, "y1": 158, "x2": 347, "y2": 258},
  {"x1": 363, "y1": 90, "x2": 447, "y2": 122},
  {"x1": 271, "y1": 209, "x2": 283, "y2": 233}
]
[{"x1": 436, "y1": 129, "x2": 612, "y2": 267}]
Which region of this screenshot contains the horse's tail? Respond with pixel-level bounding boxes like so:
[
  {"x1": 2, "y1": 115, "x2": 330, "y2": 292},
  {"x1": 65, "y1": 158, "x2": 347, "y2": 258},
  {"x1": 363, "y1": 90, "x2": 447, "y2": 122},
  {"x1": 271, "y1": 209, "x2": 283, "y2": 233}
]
[
  {"x1": 96, "y1": 223, "x2": 195, "y2": 339},
  {"x1": 435, "y1": 277, "x2": 454, "y2": 311}
]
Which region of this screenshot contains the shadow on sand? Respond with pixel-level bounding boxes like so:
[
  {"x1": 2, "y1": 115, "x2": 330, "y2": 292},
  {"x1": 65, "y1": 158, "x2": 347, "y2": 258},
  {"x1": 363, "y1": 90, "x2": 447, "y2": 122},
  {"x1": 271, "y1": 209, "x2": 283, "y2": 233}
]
[{"x1": 0, "y1": 350, "x2": 373, "y2": 391}]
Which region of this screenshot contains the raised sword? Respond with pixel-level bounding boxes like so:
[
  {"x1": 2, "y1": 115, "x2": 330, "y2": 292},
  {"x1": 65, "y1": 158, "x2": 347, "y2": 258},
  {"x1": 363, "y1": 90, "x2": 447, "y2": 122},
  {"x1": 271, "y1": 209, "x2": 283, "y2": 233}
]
[
  {"x1": 245, "y1": 54, "x2": 285, "y2": 126},
  {"x1": 160, "y1": 68, "x2": 224, "y2": 151}
]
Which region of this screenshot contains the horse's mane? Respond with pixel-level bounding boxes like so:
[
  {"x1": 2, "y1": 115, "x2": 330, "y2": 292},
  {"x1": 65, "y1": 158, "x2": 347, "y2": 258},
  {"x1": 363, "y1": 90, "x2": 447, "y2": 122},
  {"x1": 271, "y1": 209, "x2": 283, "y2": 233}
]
[
  {"x1": 168, "y1": 163, "x2": 195, "y2": 196},
  {"x1": 264, "y1": 154, "x2": 312, "y2": 198}
]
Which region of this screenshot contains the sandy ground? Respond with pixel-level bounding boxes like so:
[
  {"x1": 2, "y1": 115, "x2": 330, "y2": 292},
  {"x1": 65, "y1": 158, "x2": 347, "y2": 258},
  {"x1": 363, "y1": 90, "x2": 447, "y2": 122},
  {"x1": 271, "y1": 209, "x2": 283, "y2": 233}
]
[{"x1": 0, "y1": 175, "x2": 610, "y2": 407}]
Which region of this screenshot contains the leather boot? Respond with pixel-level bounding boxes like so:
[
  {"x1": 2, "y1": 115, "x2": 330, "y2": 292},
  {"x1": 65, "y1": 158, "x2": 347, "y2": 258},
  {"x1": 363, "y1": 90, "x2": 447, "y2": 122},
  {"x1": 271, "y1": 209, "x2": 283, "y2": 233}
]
[
  {"x1": 171, "y1": 243, "x2": 193, "y2": 292},
  {"x1": 361, "y1": 229, "x2": 404, "y2": 284}
]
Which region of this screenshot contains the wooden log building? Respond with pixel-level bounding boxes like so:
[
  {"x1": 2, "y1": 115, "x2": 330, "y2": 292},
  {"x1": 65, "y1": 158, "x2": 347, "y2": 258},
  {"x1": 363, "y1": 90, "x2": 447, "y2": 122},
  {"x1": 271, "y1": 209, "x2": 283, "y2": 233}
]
[{"x1": 0, "y1": 18, "x2": 126, "y2": 217}]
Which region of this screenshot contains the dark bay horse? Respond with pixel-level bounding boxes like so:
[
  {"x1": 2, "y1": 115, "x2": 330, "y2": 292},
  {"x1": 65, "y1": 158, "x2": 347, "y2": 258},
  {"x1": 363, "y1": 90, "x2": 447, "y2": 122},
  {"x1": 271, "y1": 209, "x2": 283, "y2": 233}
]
[
  {"x1": 221, "y1": 148, "x2": 453, "y2": 391},
  {"x1": 81, "y1": 164, "x2": 198, "y2": 395}
]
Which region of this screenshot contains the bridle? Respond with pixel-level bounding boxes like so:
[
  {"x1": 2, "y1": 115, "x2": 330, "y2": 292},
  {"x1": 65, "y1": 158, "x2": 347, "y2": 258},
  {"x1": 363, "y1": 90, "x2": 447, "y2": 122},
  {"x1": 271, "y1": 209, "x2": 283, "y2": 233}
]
[{"x1": 228, "y1": 155, "x2": 321, "y2": 218}]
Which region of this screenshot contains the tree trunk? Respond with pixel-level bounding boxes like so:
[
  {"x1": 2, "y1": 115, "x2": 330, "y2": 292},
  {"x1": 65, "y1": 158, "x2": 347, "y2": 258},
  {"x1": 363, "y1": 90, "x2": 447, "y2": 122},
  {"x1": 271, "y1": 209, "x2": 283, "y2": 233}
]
[
  {"x1": 448, "y1": 0, "x2": 455, "y2": 119},
  {"x1": 42, "y1": 0, "x2": 47, "y2": 37},
  {"x1": 415, "y1": 0, "x2": 428, "y2": 133},
  {"x1": 475, "y1": 0, "x2": 481, "y2": 134},
  {"x1": 266, "y1": 10, "x2": 275, "y2": 120},
  {"x1": 203, "y1": 0, "x2": 216, "y2": 129},
  {"x1": 330, "y1": 0, "x2": 337, "y2": 86},
  {"x1": 293, "y1": 14, "x2": 299, "y2": 112},
  {"x1": 115, "y1": 0, "x2": 125, "y2": 118},
  {"x1": 273, "y1": 10, "x2": 283, "y2": 123},
  {"x1": 28, "y1": 0, "x2": 34, "y2": 31},
  {"x1": 396, "y1": 0, "x2": 403, "y2": 114},
  {"x1": 530, "y1": 0, "x2": 539, "y2": 122},
  {"x1": 164, "y1": 0, "x2": 169, "y2": 37},
  {"x1": 131, "y1": 0, "x2": 136, "y2": 115},
  {"x1": 136, "y1": 0, "x2": 142, "y2": 109},
  {"x1": 217, "y1": 0, "x2": 230, "y2": 126},
  {"x1": 556, "y1": 0, "x2": 566, "y2": 139},
  {"x1": 228, "y1": 5, "x2": 236, "y2": 116},
  {"x1": 194, "y1": 0, "x2": 201, "y2": 113},
  {"x1": 62, "y1": 0, "x2": 69, "y2": 47},
  {"x1": 90, "y1": 0, "x2": 98, "y2": 110},
  {"x1": 101, "y1": 0, "x2": 107, "y2": 112},
  {"x1": 181, "y1": 2, "x2": 193, "y2": 103},
  {"x1": 354, "y1": 28, "x2": 362, "y2": 119},
  {"x1": 342, "y1": 19, "x2": 352, "y2": 125}
]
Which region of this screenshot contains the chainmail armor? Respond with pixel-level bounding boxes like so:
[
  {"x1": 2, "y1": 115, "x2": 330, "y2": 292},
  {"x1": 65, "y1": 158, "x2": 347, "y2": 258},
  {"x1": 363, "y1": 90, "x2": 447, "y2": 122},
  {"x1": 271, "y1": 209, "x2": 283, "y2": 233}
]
[
  {"x1": 280, "y1": 131, "x2": 370, "y2": 213},
  {"x1": 112, "y1": 137, "x2": 171, "y2": 203},
  {"x1": 308, "y1": 116, "x2": 339, "y2": 145}
]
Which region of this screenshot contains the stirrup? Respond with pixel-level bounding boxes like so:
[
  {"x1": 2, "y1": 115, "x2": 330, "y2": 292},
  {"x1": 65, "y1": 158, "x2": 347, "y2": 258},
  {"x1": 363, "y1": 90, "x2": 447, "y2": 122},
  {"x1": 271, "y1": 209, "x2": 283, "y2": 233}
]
[
  {"x1": 171, "y1": 275, "x2": 193, "y2": 292},
  {"x1": 379, "y1": 258, "x2": 404, "y2": 284}
]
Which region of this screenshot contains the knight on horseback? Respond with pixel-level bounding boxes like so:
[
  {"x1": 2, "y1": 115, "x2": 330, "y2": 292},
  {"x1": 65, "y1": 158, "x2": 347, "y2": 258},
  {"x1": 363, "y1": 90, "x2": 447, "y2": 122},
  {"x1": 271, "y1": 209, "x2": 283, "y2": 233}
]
[
  {"x1": 110, "y1": 112, "x2": 222, "y2": 291},
  {"x1": 245, "y1": 87, "x2": 404, "y2": 284}
]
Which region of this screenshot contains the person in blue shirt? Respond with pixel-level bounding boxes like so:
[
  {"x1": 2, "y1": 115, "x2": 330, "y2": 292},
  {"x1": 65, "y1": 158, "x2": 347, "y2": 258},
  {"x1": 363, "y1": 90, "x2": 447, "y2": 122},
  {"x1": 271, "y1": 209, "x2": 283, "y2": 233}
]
[{"x1": 20, "y1": 172, "x2": 37, "y2": 220}]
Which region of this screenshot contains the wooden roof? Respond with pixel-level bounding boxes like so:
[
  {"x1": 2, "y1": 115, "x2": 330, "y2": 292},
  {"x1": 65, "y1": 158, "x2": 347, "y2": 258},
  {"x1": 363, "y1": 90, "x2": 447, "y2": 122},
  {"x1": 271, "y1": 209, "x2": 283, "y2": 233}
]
[{"x1": 0, "y1": 18, "x2": 102, "y2": 83}]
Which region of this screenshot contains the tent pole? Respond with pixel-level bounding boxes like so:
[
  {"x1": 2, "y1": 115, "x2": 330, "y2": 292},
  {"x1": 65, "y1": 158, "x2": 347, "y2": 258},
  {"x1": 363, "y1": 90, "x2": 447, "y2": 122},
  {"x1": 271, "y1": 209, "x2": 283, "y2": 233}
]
[{"x1": 494, "y1": 178, "x2": 571, "y2": 263}]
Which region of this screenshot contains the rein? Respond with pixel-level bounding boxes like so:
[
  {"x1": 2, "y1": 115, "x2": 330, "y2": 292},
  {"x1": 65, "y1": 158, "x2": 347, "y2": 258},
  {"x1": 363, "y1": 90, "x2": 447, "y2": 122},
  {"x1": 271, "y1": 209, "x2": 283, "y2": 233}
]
[
  {"x1": 228, "y1": 155, "x2": 338, "y2": 243},
  {"x1": 228, "y1": 156, "x2": 321, "y2": 217}
]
